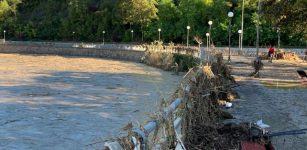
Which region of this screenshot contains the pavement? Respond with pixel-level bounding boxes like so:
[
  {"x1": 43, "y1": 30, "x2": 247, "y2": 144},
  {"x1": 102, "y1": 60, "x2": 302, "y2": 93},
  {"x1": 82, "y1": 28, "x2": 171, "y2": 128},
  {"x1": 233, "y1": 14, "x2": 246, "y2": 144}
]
[{"x1": 227, "y1": 56, "x2": 307, "y2": 150}]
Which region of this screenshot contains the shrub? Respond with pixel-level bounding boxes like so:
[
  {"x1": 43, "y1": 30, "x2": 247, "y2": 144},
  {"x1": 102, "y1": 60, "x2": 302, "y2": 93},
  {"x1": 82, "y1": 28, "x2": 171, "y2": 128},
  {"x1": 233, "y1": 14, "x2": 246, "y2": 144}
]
[{"x1": 173, "y1": 53, "x2": 200, "y2": 72}]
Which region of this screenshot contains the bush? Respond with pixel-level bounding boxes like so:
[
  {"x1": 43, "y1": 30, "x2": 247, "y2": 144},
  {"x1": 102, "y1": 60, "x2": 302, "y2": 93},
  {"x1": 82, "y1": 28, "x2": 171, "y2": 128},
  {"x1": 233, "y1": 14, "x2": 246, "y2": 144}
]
[
  {"x1": 173, "y1": 53, "x2": 200, "y2": 72},
  {"x1": 143, "y1": 51, "x2": 174, "y2": 70},
  {"x1": 142, "y1": 51, "x2": 200, "y2": 72}
]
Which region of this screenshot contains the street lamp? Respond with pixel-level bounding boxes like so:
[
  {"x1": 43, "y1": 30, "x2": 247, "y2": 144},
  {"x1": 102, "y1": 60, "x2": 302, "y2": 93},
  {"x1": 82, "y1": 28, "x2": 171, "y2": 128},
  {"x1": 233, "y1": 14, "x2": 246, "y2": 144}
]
[
  {"x1": 238, "y1": 30, "x2": 242, "y2": 50},
  {"x1": 277, "y1": 28, "x2": 280, "y2": 51},
  {"x1": 158, "y1": 28, "x2": 161, "y2": 41},
  {"x1": 186, "y1": 26, "x2": 191, "y2": 47},
  {"x1": 208, "y1": 21, "x2": 213, "y2": 50},
  {"x1": 102, "y1": 30, "x2": 106, "y2": 45},
  {"x1": 228, "y1": 11, "x2": 234, "y2": 62},
  {"x1": 206, "y1": 33, "x2": 210, "y2": 52},
  {"x1": 206, "y1": 33, "x2": 210, "y2": 61},
  {"x1": 131, "y1": 30, "x2": 134, "y2": 42},
  {"x1": 3, "y1": 30, "x2": 6, "y2": 43},
  {"x1": 72, "y1": 31, "x2": 75, "y2": 41}
]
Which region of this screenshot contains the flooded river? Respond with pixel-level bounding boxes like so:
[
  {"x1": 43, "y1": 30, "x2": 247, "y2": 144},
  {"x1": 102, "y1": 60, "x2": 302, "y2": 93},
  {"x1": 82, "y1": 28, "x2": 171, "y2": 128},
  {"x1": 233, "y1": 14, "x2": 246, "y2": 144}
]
[{"x1": 0, "y1": 54, "x2": 181, "y2": 150}]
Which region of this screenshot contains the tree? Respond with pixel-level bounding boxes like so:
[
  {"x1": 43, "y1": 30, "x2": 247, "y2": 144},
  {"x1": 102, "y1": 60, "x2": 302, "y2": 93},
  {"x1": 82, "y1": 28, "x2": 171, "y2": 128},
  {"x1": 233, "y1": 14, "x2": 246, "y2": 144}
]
[
  {"x1": 263, "y1": 0, "x2": 307, "y2": 40},
  {"x1": 0, "y1": 0, "x2": 10, "y2": 20},
  {"x1": 0, "y1": 0, "x2": 21, "y2": 20},
  {"x1": 152, "y1": 0, "x2": 180, "y2": 42},
  {"x1": 115, "y1": 0, "x2": 158, "y2": 41},
  {"x1": 0, "y1": 0, "x2": 305, "y2": 46},
  {"x1": 7, "y1": 0, "x2": 22, "y2": 18}
]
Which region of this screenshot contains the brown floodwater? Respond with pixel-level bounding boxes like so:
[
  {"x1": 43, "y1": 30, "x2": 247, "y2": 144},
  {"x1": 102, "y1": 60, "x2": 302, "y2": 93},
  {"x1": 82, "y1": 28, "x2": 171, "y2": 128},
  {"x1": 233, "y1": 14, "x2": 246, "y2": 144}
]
[{"x1": 0, "y1": 54, "x2": 182, "y2": 149}]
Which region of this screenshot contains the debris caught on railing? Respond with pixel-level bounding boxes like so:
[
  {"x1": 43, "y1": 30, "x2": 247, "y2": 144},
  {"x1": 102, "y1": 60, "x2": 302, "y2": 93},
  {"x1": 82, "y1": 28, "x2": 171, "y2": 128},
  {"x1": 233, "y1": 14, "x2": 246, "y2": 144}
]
[
  {"x1": 104, "y1": 52, "x2": 248, "y2": 150},
  {"x1": 256, "y1": 120, "x2": 270, "y2": 129},
  {"x1": 225, "y1": 102, "x2": 233, "y2": 108}
]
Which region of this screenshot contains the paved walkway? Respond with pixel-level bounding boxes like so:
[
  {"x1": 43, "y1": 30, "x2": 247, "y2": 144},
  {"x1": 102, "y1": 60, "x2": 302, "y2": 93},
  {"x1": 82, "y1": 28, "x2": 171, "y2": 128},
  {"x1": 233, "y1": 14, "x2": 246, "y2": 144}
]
[{"x1": 227, "y1": 56, "x2": 307, "y2": 150}]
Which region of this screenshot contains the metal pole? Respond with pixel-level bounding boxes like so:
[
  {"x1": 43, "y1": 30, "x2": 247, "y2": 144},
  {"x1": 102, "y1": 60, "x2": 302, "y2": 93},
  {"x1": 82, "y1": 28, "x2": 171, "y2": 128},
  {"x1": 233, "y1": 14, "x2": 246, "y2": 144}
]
[
  {"x1": 256, "y1": 0, "x2": 260, "y2": 57},
  {"x1": 239, "y1": 34, "x2": 241, "y2": 49},
  {"x1": 241, "y1": 0, "x2": 245, "y2": 51},
  {"x1": 207, "y1": 37, "x2": 209, "y2": 60},
  {"x1": 131, "y1": 30, "x2": 134, "y2": 42},
  {"x1": 187, "y1": 29, "x2": 189, "y2": 47},
  {"x1": 209, "y1": 25, "x2": 211, "y2": 50},
  {"x1": 4, "y1": 31, "x2": 6, "y2": 43},
  {"x1": 207, "y1": 36, "x2": 209, "y2": 53},
  {"x1": 206, "y1": 33, "x2": 209, "y2": 61},
  {"x1": 228, "y1": 18, "x2": 231, "y2": 62},
  {"x1": 73, "y1": 32, "x2": 75, "y2": 41},
  {"x1": 103, "y1": 33, "x2": 105, "y2": 45},
  {"x1": 159, "y1": 31, "x2": 160, "y2": 41}
]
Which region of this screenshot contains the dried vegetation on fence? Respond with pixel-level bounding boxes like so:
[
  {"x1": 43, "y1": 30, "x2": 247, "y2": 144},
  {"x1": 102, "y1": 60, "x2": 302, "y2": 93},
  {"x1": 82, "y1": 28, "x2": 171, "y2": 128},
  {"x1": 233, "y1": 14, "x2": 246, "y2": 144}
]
[
  {"x1": 142, "y1": 42, "x2": 200, "y2": 72},
  {"x1": 181, "y1": 54, "x2": 250, "y2": 149},
  {"x1": 107, "y1": 53, "x2": 252, "y2": 150}
]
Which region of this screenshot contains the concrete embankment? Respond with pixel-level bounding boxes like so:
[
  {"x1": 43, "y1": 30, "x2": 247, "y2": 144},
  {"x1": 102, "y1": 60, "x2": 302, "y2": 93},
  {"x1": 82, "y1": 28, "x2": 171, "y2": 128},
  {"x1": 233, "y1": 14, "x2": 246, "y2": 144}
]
[{"x1": 0, "y1": 43, "x2": 145, "y2": 62}]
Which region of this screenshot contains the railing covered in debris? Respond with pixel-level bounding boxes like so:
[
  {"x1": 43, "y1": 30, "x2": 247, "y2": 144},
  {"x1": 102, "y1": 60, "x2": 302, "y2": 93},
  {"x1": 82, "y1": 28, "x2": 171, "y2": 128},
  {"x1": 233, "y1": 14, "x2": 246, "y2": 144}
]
[
  {"x1": 103, "y1": 64, "x2": 195, "y2": 150},
  {"x1": 103, "y1": 50, "x2": 222, "y2": 150}
]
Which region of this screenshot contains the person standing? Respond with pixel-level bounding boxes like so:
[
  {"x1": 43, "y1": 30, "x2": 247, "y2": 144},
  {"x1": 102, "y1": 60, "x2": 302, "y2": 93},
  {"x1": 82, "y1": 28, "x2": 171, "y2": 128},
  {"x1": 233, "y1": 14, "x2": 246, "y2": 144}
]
[{"x1": 268, "y1": 45, "x2": 275, "y2": 63}]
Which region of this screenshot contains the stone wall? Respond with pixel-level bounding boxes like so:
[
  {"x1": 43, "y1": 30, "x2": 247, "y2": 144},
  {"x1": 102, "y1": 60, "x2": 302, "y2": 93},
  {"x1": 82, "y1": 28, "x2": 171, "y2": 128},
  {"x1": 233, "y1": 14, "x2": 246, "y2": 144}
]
[{"x1": 0, "y1": 43, "x2": 145, "y2": 62}]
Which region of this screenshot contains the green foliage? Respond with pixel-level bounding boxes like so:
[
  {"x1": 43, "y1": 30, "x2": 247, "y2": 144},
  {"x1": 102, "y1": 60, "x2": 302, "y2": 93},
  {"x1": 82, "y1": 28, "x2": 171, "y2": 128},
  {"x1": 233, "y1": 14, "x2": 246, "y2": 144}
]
[
  {"x1": 0, "y1": 0, "x2": 305, "y2": 46},
  {"x1": 0, "y1": 0, "x2": 10, "y2": 19},
  {"x1": 115, "y1": 0, "x2": 157, "y2": 25},
  {"x1": 173, "y1": 54, "x2": 200, "y2": 71},
  {"x1": 0, "y1": 0, "x2": 21, "y2": 20},
  {"x1": 143, "y1": 51, "x2": 199, "y2": 72},
  {"x1": 262, "y1": 0, "x2": 307, "y2": 44}
]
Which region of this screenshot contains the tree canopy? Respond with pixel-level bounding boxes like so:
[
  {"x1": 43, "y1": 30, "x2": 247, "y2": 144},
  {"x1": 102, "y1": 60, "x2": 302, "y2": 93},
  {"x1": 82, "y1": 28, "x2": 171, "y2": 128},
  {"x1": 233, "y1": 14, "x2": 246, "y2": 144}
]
[
  {"x1": 263, "y1": 0, "x2": 307, "y2": 41},
  {"x1": 0, "y1": 0, "x2": 306, "y2": 46}
]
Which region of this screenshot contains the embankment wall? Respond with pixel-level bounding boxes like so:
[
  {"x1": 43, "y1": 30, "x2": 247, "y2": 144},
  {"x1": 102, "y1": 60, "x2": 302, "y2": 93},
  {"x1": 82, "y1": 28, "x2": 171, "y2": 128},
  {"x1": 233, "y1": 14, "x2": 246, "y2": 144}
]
[{"x1": 0, "y1": 43, "x2": 145, "y2": 62}]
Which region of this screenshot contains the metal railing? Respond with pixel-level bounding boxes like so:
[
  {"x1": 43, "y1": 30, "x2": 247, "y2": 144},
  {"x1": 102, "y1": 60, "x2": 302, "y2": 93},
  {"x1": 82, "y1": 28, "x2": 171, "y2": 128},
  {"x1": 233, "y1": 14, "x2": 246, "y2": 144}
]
[
  {"x1": 104, "y1": 82, "x2": 191, "y2": 150},
  {"x1": 103, "y1": 49, "x2": 218, "y2": 150}
]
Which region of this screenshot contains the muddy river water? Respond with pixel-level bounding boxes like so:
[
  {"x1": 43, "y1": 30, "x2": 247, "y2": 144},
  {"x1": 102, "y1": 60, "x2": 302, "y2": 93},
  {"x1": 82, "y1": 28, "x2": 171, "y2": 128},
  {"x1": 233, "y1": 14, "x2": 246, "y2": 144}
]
[{"x1": 0, "y1": 54, "x2": 181, "y2": 150}]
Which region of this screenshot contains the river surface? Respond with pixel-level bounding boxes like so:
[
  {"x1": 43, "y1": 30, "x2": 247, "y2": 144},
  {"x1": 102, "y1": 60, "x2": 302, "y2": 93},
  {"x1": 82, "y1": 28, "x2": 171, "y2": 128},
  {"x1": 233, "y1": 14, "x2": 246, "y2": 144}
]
[{"x1": 0, "y1": 54, "x2": 181, "y2": 150}]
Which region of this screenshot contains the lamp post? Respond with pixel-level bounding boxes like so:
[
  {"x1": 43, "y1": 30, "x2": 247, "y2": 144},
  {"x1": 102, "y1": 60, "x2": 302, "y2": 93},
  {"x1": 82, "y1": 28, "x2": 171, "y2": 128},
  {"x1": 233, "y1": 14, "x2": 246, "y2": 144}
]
[
  {"x1": 206, "y1": 33, "x2": 210, "y2": 61},
  {"x1": 72, "y1": 31, "x2": 75, "y2": 41},
  {"x1": 208, "y1": 21, "x2": 213, "y2": 50},
  {"x1": 131, "y1": 30, "x2": 134, "y2": 42},
  {"x1": 186, "y1": 26, "x2": 190, "y2": 47},
  {"x1": 158, "y1": 28, "x2": 161, "y2": 41},
  {"x1": 238, "y1": 30, "x2": 242, "y2": 50},
  {"x1": 206, "y1": 33, "x2": 210, "y2": 52},
  {"x1": 102, "y1": 30, "x2": 105, "y2": 45},
  {"x1": 3, "y1": 30, "x2": 6, "y2": 43},
  {"x1": 277, "y1": 28, "x2": 280, "y2": 51},
  {"x1": 228, "y1": 11, "x2": 234, "y2": 62}
]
